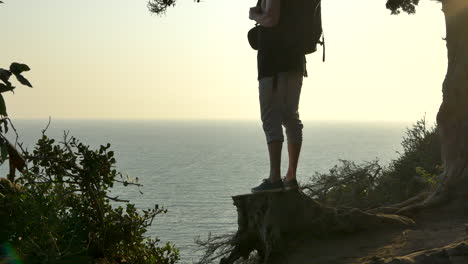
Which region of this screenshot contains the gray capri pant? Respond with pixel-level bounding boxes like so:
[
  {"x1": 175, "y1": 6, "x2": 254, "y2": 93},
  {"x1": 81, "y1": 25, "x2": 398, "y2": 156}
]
[{"x1": 258, "y1": 71, "x2": 304, "y2": 144}]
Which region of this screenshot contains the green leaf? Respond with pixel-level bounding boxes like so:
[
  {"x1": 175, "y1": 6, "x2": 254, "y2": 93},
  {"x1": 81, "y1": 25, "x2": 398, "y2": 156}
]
[
  {"x1": 0, "y1": 69, "x2": 12, "y2": 84},
  {"x1": 9, "y1": 63, "x2": 30, "y2": 75},
  {"x1": 0, "y1": 94, "x2": 7, "y2": 116},
  {"x1": 0, "y1": 83, "x2": 14, "y2": 93},
  {"x1": 0, "y1": 143, "x2": 7, "y2": 162},
  {"x1": 15, "y1": 74, "x2": 33, "y2": 88}
]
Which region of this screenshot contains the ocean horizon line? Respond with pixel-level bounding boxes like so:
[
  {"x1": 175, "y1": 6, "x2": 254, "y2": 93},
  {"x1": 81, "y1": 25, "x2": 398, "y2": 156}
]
[{"x1": 10, "y1": 117, "x2": 418, "y2": 124}]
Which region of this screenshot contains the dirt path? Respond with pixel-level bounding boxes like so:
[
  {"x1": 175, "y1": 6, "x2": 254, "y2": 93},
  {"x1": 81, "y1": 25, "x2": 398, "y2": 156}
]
[{"x1": 286, "y1": 202, "x2": 468, "y2": 263}]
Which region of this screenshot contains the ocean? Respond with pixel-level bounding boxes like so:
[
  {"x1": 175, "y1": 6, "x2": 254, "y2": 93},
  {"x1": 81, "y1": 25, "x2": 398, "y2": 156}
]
[{"x1": 4, "y1": 119, "x2": 411, "y2": 263}]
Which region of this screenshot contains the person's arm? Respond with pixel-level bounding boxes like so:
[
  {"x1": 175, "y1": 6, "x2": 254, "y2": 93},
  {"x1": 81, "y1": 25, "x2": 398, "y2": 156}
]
[{"x1": 249, "y1": 0, "x2": 280, "y2": 27}]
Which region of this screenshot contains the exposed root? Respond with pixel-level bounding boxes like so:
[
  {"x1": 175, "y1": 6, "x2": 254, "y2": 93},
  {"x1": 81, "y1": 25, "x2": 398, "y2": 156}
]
[
  {"x1": 396, "y1": 182, "x2": 452, "y2": 216},
  {"x1": 367, "y1": 191, "x2": 431, "y2": 215}
]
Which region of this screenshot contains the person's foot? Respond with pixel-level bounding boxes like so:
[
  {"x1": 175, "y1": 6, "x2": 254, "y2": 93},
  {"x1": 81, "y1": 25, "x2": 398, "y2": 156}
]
[
  {"x1": 283, "y1": 177, "x2": 299, "y2": 191},
  {"x1": 251, "y1": 179, "x2": 284, "y2": 193}
]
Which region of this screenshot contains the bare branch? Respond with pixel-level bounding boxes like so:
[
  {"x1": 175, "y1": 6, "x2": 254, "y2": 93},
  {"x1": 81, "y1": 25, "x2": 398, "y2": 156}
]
[
  {"x1": 5, "y1": 117, "x2": 26, "y2": 153},
  {"x1": 195, "y1": 232, "x2": 237, "y2": 264},
  {"x1": 41, "y1": 116, "x2": 51, "y2": 135},
  {"x1": 105, "y1": 195, "x2": 130, "y2": 203}
]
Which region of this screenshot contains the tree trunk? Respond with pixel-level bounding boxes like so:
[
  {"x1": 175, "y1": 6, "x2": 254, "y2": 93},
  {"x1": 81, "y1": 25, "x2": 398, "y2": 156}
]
[{"x1": 434, "y1": 0, "x2": 468, "y2": 202}]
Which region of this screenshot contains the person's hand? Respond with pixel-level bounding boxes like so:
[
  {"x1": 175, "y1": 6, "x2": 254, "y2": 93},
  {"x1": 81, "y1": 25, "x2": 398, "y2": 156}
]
[{"x1": 249, "y1": 7, "x2": 259, "y2": 20}]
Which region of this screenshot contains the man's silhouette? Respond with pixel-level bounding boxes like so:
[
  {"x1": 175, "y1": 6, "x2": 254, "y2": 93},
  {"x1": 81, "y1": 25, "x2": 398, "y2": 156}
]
[{"x1": 249, "y1": 0, "x2": 306, "y2": 192}]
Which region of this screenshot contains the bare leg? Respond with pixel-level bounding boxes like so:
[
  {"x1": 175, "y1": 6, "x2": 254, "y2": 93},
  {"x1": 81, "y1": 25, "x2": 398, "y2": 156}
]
[
  {"x1": 285, "y1": 142, "x2": 301, "y2": 181},
  {"x1": 268, "y1": 141, "x2": 283, "y2": 183}
]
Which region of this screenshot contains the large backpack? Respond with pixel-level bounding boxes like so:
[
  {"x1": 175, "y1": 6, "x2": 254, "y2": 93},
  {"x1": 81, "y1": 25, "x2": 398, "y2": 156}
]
[
  {"x1": 285, "y1": 0, "x2": 324, "y2": 59},
  {"x1": 248, "y1": 0, "x2": 325, "y2": 60},
  {"x1": 303, "y1": 0, "x2": 324, "y2": 57}
]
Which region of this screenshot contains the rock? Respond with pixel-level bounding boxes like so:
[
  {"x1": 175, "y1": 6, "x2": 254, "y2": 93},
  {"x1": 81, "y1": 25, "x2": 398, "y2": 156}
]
[{"x1": 221, "y1": 191, "x2": 415, "y2": 264}]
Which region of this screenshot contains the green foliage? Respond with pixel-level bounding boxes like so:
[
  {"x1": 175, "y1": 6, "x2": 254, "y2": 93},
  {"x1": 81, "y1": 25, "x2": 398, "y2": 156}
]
[
  {"x1": 147, "y1": 0, "x2": 177, "y2": 14},
  {"x1": 0, "y1": 63, "x2": 32, "y2": 117},
  {"x1": 0, "y1": 62, "x2": 177, "y2": 263},
  {"x1": 9, "y1": 63, "x2": 31, "y2": 76},
  {"x1": 147, "y1": 0, "x2": 200, "y2": 15},
  {"x1": 415, "y1": 166, "x2": 439, "y2": 188},
  {"x1": 303, "y1": 117, "x2": 442, "y2": 208},
  {"x1": 386, "y1": 0, "x2": 420, "y2": 14},
  {"x1": 374, "y1": 117, "x2": 441, "y2": 204},
  {"x1": 0, "y1": 134, "x2": 179, "y2": 263},
  {"x1": 0, "y1": 62, "x2": 30, "y2": 172},
  {"x1": 304, "y1": 160, "x2": 383, "y2": 208}
]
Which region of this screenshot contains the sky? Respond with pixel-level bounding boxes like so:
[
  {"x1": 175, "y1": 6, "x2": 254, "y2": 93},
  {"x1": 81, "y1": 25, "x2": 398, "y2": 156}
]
[{"x1": 1, "y1": 0, "x2": 446, "y2": 122}]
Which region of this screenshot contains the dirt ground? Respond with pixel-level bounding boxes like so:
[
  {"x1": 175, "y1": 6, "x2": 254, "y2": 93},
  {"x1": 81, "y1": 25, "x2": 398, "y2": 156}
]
[{"x1": 286, "y1": 201, "x2": 468, "y2": 263}]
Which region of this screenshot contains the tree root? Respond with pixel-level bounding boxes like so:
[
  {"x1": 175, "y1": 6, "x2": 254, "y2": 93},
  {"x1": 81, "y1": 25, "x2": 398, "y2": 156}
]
[
  {"x1": 367, "y1": 191, "x2": 431, "y2": 215},
  {"x1": 396, "y1": 187, "x2": 450, "y2": 216},
  {"x1": 368, "y1": 180, "x2": 455, "y2": 217}
]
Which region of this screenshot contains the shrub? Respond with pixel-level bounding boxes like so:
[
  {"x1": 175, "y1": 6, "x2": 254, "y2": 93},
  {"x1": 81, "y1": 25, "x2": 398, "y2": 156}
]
[
  {"x1": 0, "y1": 133, "x2": 179, "y2": 263},
  {"x1": 373, "y1": 117, "x2": 441, "y2": 204},
  {"x1": 303, "y1": 117, "x2": 442, "y2": 208},
  {"x1": 304, "y1": 159, "x2": 383, "y2": 208}
]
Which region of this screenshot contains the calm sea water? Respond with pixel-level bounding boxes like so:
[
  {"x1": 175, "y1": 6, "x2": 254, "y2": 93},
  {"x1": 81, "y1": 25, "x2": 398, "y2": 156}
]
[{"x1": 4, "y1": 119, "x2": 410, "y2": 263}]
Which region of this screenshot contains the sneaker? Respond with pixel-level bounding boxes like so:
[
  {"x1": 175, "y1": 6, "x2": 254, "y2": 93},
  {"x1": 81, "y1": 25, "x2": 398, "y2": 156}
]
[
  {"x1": 251, "y1": 179, "x2": 284, "y2": 193},
  {"x1": 283, "y1": 177, "x2": 299, "y2": 191}
]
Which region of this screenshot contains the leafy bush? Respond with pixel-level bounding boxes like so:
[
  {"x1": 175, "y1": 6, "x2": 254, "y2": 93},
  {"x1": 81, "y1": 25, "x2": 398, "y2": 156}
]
[
  {"x1": 0, "y1": 62, "x2": 178, "y2": 263},
  {"x1": 1, "y1": 133, "x2": 179, "y2": 263},
  {"x1": 303, "y1": 159, "x2": 383, "y2": 208},
  {"x1": 303, "y1": 117, "x2": 442, "y2": 208},
  {"x1": 373, "y1": 117, "x2": 441, "y2": 204}
]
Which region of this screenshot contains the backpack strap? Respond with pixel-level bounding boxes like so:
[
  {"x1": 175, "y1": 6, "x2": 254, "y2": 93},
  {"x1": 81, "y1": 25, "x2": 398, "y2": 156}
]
[
  {"x1": 304, "y1": 56, "x2": 308, "y2": 78},
  {"x1": 255, "y1": 0, "x2": 261, "y2": 26},
  {"x1": 322, "y1": 34, "x2": 326, "y2": 62}
]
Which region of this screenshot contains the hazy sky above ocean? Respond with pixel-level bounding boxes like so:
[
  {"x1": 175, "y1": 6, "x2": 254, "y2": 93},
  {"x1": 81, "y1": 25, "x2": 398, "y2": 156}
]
[{"x1": 1, "y1": 0, "x2": 445, "y2": 122}]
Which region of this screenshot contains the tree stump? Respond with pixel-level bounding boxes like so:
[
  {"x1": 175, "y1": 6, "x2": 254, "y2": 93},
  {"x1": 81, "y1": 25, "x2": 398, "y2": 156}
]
[{"x1": 221, "y1": 190, "x2": 415, "y2": 264}]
